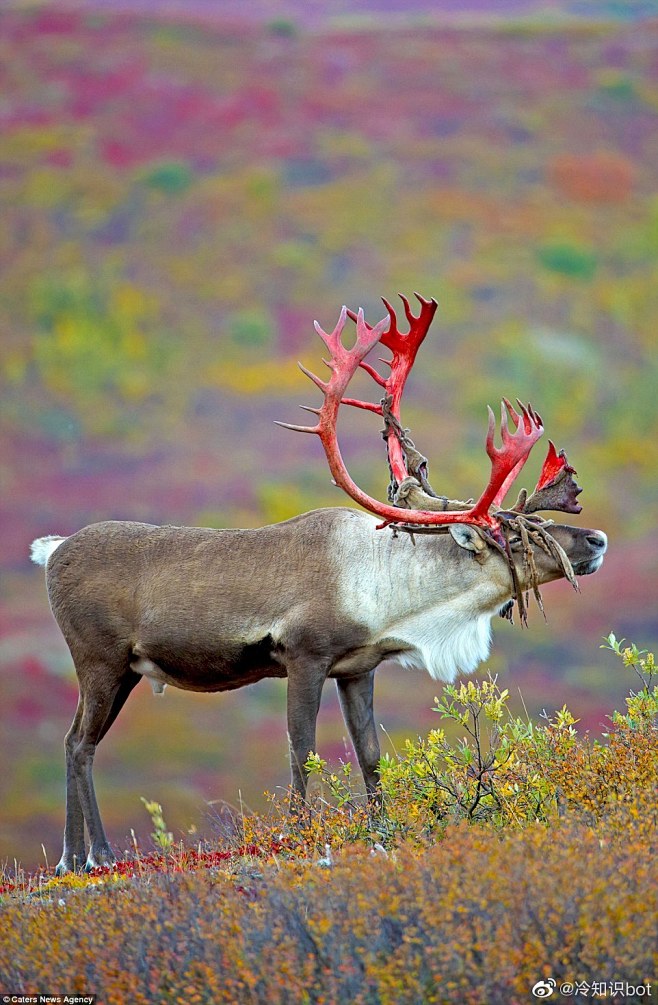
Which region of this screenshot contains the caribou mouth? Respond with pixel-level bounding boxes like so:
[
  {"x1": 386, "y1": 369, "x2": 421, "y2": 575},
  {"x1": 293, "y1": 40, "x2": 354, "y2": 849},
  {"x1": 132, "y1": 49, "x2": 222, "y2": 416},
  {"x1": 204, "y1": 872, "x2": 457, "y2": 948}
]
[{"x1": 573, "y1": 555, "x2": 605, "y2": 576}]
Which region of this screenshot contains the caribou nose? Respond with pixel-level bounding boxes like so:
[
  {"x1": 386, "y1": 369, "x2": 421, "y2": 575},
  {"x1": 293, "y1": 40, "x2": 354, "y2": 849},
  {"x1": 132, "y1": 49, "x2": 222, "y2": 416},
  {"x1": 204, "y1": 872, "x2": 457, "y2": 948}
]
[{"x1": 586, "y1": 531, "x2": 608, "y2": 553}]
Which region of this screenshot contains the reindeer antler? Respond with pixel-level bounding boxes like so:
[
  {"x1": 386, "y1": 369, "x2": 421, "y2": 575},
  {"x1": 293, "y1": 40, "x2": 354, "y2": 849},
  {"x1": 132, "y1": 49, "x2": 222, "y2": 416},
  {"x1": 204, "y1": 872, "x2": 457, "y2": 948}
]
[
  {"x1": 343, "y1": 293, "x2": 438, "y2": 487},
  {"x1": 277, "y1": 301, "x2": 545, "y2": 536},
  {"x1": 520, "y1": 442, "x2": 583, "y2": 515},
  {"x1": 478, "y1": 399, "x2": 544, "y2": 516}
]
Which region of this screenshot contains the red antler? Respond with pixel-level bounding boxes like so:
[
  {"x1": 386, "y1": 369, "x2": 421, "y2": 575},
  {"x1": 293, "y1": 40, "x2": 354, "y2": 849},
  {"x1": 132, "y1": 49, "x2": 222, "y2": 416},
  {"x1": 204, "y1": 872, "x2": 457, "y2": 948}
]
[
  {"x1": 521, "y1": 441, "x2": 583, "y2": 514},
  {"x1": 344, "y1": 293, "x2": 438, "y2": 484},
  {"x1": 277, "y1": 301, "x2": 545, "y2": 535},
  {"x1": 481, "y1": 399, "x2": 544, "y2": 514}
]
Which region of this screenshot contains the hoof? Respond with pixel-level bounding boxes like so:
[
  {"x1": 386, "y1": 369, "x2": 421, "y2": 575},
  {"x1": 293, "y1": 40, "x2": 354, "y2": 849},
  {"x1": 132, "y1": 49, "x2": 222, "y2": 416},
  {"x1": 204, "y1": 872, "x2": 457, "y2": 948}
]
[
  {"x1": 85, "y1": 846, "x2": 116, "y2": 871},
  {"x1": 55, "y1": 852, "x2": 86, "y2": 875}
]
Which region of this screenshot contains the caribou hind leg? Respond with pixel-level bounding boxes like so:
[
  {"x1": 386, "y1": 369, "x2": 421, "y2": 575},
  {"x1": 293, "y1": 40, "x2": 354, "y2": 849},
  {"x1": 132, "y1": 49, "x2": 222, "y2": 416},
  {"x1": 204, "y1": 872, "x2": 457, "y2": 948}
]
[
  {"x1": 57, "y1": 697, "x2": 86, "y2": 874},
  {"x1": 336, "y1": 671, "x2": 381, "y2": 799},
  {"x1": 58, "y1": 664, "x2": 141, "y2": 873}
]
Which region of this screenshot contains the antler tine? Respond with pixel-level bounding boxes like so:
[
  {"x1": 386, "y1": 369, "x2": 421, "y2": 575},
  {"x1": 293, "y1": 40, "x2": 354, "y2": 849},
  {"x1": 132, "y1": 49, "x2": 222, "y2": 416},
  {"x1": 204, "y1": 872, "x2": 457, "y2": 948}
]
[
  {"x1": 340, "y1": 297, "x2": 439, "y2": 471},
  {"x1": 345, "y1": 294, "x2": 438, "y2": 386},
  {"x1": 380, "y1": 295, "x2": 398, "y2": 341},
  {"x1": 341, "y1": 310, "x2": 388, "y2": 404},
  {"x1": 297, "y1": 362, "x2": 329, "y2": 392},
  {"x1": 312, "y1": 306, "x2": 348, "y2": 360},
  {"x1": 341, "y1": 397, "x2": 383, "y2": 414},
  {"x1": 358, "y1": 362, "x2": 387, "y2": 389},
  {"x1": 353, "y1": 293, "x2": 440, "y2": 487},
  {"x1": 473, "y1": 399, "x2": 544, "y2": 516},
  {"x1": 521, "y1": 441, "x2": 583, "y2": 515},
  {"x1": 378, "y1": 293, "x2": 437, "y2": 347},
  {"x1": 274, "y1": 420, "x2": 318, "y2": 434},
  {"x1": 276, "y1": 307, "x2": 385, "y2": 436},
  {"x1": 280, "y1": 306, "x2": 425, "y2": 513}
]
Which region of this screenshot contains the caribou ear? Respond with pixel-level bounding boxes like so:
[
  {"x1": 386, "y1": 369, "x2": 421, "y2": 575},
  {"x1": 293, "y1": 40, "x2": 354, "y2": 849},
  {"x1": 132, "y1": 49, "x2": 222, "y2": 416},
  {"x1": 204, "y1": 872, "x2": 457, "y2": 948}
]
[{"x1": 449, "y1": 524, "x2": 488, "y2": 554}]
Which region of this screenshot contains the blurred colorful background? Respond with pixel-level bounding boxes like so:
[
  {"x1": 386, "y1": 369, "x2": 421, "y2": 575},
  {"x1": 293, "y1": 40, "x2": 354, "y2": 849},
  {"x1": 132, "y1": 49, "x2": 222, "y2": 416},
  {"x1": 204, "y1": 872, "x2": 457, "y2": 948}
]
[{"x1": 2, "y1": 0, "x2": 657, "y2": 868}]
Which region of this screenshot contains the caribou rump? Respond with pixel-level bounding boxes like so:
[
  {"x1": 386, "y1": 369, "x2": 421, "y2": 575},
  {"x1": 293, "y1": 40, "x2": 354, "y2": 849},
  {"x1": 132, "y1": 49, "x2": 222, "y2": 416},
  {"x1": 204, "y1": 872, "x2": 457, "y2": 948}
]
[{"x1": 31, "y1": 294, "x2": 607, "y2": 873}]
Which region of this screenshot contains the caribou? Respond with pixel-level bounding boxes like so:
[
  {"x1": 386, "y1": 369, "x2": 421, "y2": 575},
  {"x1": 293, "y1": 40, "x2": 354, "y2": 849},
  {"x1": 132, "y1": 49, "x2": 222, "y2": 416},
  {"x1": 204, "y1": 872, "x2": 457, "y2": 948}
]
[{"x1": 31, "y1": 294, "x2": 607, "y2": 873}]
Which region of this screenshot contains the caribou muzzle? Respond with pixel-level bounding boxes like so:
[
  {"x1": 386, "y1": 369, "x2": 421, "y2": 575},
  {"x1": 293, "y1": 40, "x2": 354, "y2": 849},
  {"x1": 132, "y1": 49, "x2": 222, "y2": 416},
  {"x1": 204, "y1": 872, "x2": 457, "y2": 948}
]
[{"x1": 573, "y1": 531, "x2": 608, "y2": 576}]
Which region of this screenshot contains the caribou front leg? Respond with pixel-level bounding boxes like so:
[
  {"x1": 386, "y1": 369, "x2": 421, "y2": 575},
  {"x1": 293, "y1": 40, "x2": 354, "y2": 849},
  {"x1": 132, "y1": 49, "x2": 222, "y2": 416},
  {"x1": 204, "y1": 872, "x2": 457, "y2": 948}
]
[{"x1": 285, "y1": 658, "x2": 328, "y2": 806}]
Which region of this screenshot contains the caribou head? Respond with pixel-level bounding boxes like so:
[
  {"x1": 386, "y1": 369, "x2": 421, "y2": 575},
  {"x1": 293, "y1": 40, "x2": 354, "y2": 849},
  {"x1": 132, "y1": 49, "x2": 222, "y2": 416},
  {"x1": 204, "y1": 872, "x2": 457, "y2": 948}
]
[{"x1": 278, "y1": 293, "x2": 602, "y2": 625}]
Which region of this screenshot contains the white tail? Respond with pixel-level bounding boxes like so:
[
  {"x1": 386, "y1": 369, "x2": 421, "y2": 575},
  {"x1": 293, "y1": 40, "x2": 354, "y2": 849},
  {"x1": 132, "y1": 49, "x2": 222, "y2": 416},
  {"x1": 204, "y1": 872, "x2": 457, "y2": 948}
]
[{"x1": 30, "y1": 535, "x2": 67, "y2": 567}]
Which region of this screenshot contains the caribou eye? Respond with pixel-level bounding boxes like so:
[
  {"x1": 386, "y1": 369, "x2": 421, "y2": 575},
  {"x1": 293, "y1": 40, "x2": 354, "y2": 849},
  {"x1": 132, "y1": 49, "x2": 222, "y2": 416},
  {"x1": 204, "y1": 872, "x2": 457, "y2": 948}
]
[{"x1": 508, "y1": 535, "x2": 522, "y2": 547}]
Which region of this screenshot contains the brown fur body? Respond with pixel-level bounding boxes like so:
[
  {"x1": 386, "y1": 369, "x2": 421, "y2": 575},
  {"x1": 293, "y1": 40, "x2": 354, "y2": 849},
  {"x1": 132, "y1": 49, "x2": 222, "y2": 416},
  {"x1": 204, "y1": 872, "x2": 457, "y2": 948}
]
[{"x1": 33, "y1": 506, "x2": 607, "y2": 873}]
